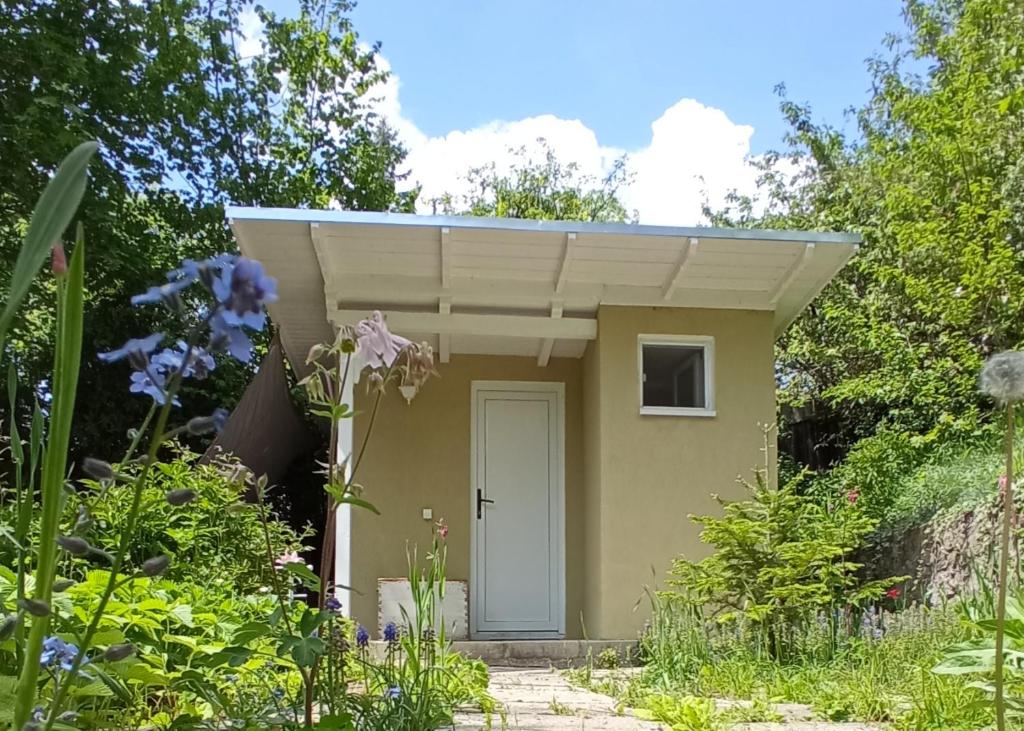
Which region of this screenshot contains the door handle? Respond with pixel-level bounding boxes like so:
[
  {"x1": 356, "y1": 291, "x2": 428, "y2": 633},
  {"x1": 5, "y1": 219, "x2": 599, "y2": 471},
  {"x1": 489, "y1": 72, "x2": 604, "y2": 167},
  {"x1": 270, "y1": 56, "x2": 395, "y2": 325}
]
[{"x1": 476, "y1": 489, "x2": 495, "y2": 519}]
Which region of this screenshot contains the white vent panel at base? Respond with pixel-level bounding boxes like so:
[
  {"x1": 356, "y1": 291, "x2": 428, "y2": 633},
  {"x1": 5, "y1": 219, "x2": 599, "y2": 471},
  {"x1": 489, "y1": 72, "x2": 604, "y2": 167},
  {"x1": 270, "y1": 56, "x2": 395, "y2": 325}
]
[{"x1": 377, "y1": 578, "x2": 468, "y2": 641}]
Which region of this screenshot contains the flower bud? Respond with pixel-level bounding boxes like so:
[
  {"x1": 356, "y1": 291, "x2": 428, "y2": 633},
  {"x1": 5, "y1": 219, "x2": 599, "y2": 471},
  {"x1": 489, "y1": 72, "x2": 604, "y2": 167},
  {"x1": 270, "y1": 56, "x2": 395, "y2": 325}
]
[
  {"x1": 0, "y1": 613, "x2": 19, "y2": 641},
  {"x1": 165, "y1": 489, "x2": 197, "y2": 506},
  {"x1": 51, "y1": 243, "x2": 67, "y2": 277},
  {"x1": 186, "y1": 415, "x2": 216, "y2": 435},
  {"x1": 82, "y1": 457, "x2": 115, "y2": 481},
  {"x1": 18, "y1": 598, "x2": 50, "y2": 617},
  {"x1": 141, "y1": 555, "x2": 170, "y2": 577},
  {"x1": 103, "y1": 643, "x2": 135, "y2": 662},
  {"x1": 56, "y1": 535, "x2": 91, "y2": 556}
]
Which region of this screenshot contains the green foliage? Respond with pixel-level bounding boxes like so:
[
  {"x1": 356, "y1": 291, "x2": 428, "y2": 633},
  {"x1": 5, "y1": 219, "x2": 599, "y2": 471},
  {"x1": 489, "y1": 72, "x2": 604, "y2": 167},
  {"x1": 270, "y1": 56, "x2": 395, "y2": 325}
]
[
  {"x1": 634, "y1": 694, "x2": 722, "y2": 731},
  {"x1": 666, "y1": 457, "x2": 899, "y2": 660},
  {"x1": 933, "y1": 583, "x2": 1024, "y2": 723},
  {"x1": 433, "y1": 140, "x2": 633, "y2": 222},
  {"x1": 709, "y1": 0, "x2": 1024, "y2": 477},
  {"x1": 628, "y1": 596, "x2": 990, "y2": 730},
  {"x1": 348, "y1": 521, "x2": 496, "y2": 730},
  {"x1": 0, "y1": 567, "x2": 295, "y2": 729},
  {"x1": 0, "y1": 0, "x2": 411, "y2": 457}
]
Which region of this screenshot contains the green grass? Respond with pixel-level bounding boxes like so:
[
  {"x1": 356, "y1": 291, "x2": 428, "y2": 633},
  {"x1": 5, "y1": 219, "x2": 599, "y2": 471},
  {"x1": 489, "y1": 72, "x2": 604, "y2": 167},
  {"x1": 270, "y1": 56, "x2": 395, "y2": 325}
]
[{"x1": 609, "y1": 602, "x2": 996, "y2": 730}]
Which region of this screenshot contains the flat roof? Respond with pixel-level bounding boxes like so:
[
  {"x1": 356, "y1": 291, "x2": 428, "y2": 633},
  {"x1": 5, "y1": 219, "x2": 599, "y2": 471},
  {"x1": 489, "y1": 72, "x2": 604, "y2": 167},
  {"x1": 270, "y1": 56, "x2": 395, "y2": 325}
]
[{"x1": 227, "y1": 207, "x2": 858, "y2": 372}]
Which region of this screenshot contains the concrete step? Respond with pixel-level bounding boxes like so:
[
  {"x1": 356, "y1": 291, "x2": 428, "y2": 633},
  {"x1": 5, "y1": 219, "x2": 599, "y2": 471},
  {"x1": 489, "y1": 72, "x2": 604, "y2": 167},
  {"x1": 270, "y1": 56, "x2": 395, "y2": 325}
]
[{"x1": 451, "y1": 640, "x2": 638, "y2": 668}]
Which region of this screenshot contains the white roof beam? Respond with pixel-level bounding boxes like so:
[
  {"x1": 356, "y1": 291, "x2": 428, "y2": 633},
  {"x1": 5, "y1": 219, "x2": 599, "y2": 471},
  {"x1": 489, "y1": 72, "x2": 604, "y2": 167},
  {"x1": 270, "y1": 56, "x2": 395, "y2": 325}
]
[
  {"x1": 768, "y1": 243, "x2": 815, "y2": 305},
  {"x1": 537, "y1": 300, "x2": 563, "y2": 367},
  {"x1": 662, "y1": 237, "x2": 699, "y2": 301},
  {"x1": 440, "y1": 226, "x2": 451, "y2": 290},
  {"x1": 555, "y1": 232, "x2": 576, "y2": 294},
  {"x1": 330, "y1": 307, "x2": 596, "y2": 341},
  {"x1": 309, "y1": 222, "x2": 335, "y2": 313},
  {"x1": 438, "y1": 296, "x2": 451, "y2": 364}
]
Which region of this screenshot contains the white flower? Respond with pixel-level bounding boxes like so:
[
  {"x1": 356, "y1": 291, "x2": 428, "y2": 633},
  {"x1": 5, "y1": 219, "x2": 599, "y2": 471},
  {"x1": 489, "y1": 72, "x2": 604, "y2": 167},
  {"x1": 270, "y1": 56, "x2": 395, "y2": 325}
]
[{"x1": 980, "y1": 351, "x2": 1024, "y2": 405}]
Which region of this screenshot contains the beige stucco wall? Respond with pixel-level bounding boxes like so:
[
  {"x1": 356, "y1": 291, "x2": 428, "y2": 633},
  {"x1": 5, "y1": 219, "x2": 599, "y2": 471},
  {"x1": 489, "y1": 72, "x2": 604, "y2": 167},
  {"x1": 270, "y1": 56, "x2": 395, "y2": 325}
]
[
  {"x1": 582, "y1": 305, "x2": 776, "y2": 638},
  {"x1": 350, "y1": 354, "x2": 585, "y2": 637},
  {"x1": 349, "y1": 305, "x2": 774, "y2": 640}
]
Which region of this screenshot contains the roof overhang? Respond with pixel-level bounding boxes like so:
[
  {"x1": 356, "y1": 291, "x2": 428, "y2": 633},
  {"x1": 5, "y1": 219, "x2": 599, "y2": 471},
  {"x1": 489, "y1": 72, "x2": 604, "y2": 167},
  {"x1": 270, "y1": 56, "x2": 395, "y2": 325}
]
[{"x1": 227, "y1": 208, "x2": 859, "y2": 371}]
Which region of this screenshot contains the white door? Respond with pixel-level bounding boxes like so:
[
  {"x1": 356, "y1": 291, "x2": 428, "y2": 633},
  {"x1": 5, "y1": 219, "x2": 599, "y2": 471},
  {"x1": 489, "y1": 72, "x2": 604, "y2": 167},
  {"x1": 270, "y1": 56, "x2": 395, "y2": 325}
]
[{"x1": 471, "y1": 382, "x2": 564, "y2": 637}]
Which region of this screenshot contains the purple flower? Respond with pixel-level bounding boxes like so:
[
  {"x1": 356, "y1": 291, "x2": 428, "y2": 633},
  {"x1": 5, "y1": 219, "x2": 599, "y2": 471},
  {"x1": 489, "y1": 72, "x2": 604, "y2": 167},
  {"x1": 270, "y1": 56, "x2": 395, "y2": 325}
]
[
  {"x1": 383, "y1": 621, "x2": 399, "y2": 643},
  {"x1": 208, "y1": 312, "x2": 255, "y2": 363},
  {"x1": 152, "y1": 342, "x2": 216, "y2": 380},
  {"x1": 384, "y1": 686, "x2": 401, "y2": 700},
  {"x1": 355, "y1": 624, "x2": 369, "y2": 648},
  {"x1": 170, "y1": 254, "x2": 236, "y2": 291},
  {"x1": 325, "y1": 596, "x2": 342, "y2": 613},
  {"x1": 211, "y1": 407, "x2": 229, "y2": 432},
  {"x1": 213, "y1": 257, "x2": 277, "y2": 329},
  {"x1": 130, "y1": 278, "x2": 193, "y2": 309},
  {"x1": 354, "y1": 311, "x2": 411, "y2": 370},
  {"x1": 98, "y1": 333, "x2": 164, "y2": 368},
  {"x1": 129, "y1": 368, "x2": 178, "y2": 406},
  {"x1": 41, "y1": 636, "x2": 83, "y2": 672}
]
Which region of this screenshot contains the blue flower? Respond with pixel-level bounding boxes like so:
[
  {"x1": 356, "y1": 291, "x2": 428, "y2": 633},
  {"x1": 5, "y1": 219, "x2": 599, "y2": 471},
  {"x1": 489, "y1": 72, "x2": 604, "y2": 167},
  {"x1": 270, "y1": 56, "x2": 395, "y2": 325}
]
[
  {"x1": 40, "y1": 636, "x2": 84, "y2": 672},
  {"x1": 152, "y1": 342, "x2": 216, "y2": 380},
  {"x1": 213, "y1": 257, "x2": 277, "y2": 329},
  {"x1": 355, "y1": 624, "x2": 369, "y2": 648},
  {"x1": 130, "y1": 278, "x2": 192, "y2": 309},
  {"x1": 211, "y1": 407, "x2": 230, "y2": 432},
  {"x1": 383, "y1": 621, "x2": 399, "y2": 643},
  {"x1": 171, "y1": 254, "x2": 236, "y2": 292},
  {"x1": 272, "y1": 687, "x2": 285, "y2": 700},
  {"x1": 384, "y1": 686, "x2": 401, "y2": 700},
  {"x1": 325, "y1": 596, "x2": 342, "y2": 613},
  {"x1": 128, "y1": 369, "x2": 179, "y2": 407},
  {"x1": 31, "y1": 706, "x2": 45, "y2": 722},
  {"x1": 208, "y1": 312, "x2": 254, "y2": 363},
  {"x1": 98, "y1": 333, "x2": 164, "y2": 368}
]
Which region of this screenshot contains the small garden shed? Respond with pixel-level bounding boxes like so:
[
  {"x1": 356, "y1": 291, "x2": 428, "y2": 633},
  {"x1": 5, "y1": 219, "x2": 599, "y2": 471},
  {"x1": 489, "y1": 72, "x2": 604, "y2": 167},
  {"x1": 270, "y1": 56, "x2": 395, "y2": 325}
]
[{"x1": 227, "y1": 208, "x2": 859, "y2": 641}]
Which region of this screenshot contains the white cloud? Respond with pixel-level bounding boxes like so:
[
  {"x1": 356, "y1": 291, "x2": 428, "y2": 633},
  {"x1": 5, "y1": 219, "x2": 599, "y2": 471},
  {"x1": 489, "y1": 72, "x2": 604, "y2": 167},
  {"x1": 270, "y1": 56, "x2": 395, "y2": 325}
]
[{"x1": 368, "y1": 55, "x2": 762, "y2": 225}]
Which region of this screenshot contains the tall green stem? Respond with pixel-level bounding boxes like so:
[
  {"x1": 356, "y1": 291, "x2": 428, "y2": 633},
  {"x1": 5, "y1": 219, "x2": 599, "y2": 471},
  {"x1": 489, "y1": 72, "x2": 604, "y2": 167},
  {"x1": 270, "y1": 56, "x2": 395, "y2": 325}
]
[
  {"x1": 14, "y1": 239, "x2": 84, "y2": 729},
  {"x1": 995, "y1": 403, "x2": 1015, "y2": 731}
]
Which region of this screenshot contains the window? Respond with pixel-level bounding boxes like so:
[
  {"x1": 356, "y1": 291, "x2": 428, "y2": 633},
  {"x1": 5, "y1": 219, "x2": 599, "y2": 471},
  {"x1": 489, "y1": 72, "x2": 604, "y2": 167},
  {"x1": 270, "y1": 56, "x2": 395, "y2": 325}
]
[{"x1": 638, "y1": 336, "x2": 715, "y2": 416}]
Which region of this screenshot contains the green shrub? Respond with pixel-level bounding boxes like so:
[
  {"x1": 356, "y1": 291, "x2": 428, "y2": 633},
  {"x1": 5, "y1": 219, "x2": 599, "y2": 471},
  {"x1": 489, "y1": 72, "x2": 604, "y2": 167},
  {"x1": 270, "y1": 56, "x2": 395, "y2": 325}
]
[
  {"x1": 1, "y1": 449, "x2": 311, "y2": 594},
  {"x1": 665, "y1": 460, "x2": 900, "y2": 661}
]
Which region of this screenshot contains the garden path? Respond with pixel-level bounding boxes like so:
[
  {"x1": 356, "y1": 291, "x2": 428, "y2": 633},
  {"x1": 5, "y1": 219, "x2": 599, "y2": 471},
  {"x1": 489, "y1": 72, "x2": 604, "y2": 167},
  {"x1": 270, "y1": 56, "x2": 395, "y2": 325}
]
[
  {"x1": 453, "y1": 666, "x2": 662, "y2": 730},
  {"x1": 453, "y1": 667, "x2": 887, "y2": 730}
]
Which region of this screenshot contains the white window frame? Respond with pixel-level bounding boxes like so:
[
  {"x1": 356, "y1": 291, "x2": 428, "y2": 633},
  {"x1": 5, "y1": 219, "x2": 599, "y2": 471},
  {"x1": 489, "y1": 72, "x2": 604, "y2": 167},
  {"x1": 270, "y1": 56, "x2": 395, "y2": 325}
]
[{"x1": 637, "y1": 334, "x2": 716, "y2": 417}]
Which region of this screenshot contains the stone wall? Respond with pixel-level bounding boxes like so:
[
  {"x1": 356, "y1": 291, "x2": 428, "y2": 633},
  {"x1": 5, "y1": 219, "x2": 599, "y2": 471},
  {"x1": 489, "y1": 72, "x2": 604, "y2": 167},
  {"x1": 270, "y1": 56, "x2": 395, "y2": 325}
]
[{"x1": 865, "y1": 493, "x2": 1019, "y2": 602}]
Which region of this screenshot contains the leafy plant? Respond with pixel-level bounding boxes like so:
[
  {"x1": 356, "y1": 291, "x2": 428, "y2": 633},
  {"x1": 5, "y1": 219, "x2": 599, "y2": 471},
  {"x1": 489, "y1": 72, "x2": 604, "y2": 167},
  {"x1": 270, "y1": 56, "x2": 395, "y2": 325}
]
[
  {"x1": 1, "y1": 142, "x2": 281, "y2": 727},
  {"x1": 665, "y1": 432, "x2": 902, "y2": 661}
]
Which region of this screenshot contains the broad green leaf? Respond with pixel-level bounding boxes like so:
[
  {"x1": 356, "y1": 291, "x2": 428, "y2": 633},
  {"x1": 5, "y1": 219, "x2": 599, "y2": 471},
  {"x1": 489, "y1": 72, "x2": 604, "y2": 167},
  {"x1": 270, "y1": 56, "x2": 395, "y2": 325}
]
[
  {"x1": 0, "y1": 141, "x2": 96, "y2": 352},
  {"x1": 337, "y1": 493, "x2": 381, "y2": 515},
  {"x1": 282, "y1": 561, "x2": 321, "y2": 591}
]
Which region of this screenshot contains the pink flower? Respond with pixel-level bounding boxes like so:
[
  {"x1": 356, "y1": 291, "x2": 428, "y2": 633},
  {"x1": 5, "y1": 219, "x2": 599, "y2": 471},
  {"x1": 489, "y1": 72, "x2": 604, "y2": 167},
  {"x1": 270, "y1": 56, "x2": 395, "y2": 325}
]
[
  {"x1": 51, "y1": 244, "x2": 67, "y2": 277},
  {"x1": 355, "y1": 311, "x2": 411, "y2": 370},
  {"x1": 436, "y1": 520, "x2": 448, "y2": 540},
  {"x1": 886, "y1": 587, "x2": 902, "y2": 600},
  {"x1": 274, "y1": 551, "x2": 302, "y2": 568},
  {"x1": 846, "y1": 489, "x2": 860, "y2": 504}
]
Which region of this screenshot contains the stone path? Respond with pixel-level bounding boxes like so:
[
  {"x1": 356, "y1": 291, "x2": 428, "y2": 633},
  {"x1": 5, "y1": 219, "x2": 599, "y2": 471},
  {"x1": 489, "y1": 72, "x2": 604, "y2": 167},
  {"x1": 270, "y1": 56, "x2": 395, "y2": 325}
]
[{"x1": 453, "y1": 667, "x2": 885, "y2": 730}]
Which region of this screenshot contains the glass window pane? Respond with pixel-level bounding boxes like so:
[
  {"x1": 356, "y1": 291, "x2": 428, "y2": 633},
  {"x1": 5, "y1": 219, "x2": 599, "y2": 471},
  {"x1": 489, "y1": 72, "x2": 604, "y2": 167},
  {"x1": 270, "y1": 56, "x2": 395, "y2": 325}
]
[{"x1": 642, "y1": 344, "x2": 706, "y2": 408}]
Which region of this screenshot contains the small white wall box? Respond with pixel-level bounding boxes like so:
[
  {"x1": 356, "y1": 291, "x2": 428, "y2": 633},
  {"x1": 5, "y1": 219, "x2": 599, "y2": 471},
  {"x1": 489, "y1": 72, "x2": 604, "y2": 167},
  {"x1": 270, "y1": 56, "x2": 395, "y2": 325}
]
[{"x1": 377, "y1": 578, "x2": 468, "y2": 640}]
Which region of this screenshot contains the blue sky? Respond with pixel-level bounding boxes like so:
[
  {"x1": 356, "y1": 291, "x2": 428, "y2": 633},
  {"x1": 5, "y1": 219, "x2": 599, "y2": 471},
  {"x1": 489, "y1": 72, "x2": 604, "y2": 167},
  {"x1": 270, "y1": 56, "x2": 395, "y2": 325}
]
[{"x1": 259, "y1": 1, "x2": 909, "y2": 223}]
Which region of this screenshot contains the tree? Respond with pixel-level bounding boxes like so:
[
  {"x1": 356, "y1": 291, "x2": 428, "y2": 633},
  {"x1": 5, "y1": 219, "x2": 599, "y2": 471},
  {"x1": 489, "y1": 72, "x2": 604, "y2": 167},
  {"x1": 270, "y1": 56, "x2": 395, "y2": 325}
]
[
  {"x1": 434, "y1": 140, "x2": 634, "y2": 223},
  {"x1": 0, "y1": 0, "x2": 411, "y2": 457},
  {"x1": 712, "y1": 0, "x2": 1024, "y2": 466}
]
